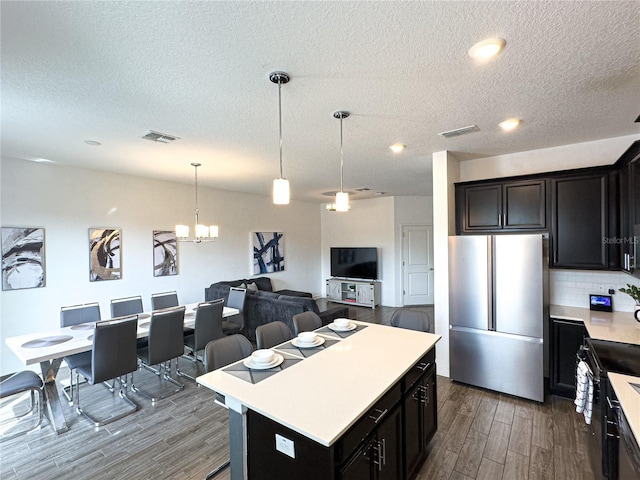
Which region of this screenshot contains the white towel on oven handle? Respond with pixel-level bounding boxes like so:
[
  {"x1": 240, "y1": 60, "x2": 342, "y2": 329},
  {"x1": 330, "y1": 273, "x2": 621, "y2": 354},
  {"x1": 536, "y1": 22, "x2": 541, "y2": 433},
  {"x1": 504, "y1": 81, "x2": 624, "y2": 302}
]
[{"x1": 574, "y1": 360, "x2": 593, "y2": 425}]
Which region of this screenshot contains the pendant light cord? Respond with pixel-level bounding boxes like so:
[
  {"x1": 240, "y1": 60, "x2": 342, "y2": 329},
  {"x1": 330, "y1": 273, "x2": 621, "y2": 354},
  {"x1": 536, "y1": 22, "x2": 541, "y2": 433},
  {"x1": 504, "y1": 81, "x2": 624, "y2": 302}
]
[
  {"x1": 340, "y1": 115, "x2": 344, "y2": 193},
  {"x1": 278, "y1": 79, "x2": 284, "y2": 179}
]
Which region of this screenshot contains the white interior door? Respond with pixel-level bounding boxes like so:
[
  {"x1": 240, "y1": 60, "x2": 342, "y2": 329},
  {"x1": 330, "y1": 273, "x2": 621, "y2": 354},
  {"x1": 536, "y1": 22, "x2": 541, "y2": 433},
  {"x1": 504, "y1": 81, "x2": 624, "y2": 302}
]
[{"x1": 402, "y1": 225, "x2": 434, "y2": 305}]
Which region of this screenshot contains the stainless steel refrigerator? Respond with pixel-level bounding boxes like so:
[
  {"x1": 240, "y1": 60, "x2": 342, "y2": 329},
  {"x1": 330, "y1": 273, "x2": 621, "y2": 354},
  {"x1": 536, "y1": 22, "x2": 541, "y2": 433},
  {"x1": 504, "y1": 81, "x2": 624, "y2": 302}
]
[{"x1": 448, "y1": 234, "x2": 548, "y2": 402}]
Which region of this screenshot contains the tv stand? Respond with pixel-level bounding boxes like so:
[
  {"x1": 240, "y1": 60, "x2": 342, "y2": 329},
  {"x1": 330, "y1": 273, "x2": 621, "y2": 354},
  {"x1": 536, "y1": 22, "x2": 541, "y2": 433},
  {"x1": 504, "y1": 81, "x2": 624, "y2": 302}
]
[{"x1": 325, "y1": 278, "x2": 381, "y2": 309}]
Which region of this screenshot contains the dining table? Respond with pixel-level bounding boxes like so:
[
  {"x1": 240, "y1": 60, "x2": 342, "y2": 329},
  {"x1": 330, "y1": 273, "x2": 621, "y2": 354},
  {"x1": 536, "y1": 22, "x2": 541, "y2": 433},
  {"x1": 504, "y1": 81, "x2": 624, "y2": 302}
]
[{"x1": 4, "y1": 303, "x2": 240, "y2": 434}]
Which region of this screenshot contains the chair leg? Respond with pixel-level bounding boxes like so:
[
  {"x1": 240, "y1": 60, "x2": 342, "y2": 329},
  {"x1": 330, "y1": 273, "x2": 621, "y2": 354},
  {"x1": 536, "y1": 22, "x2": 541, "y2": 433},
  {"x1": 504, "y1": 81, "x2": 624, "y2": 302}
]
[
  {"x1": 176, "y1": 351, "x2": 201, "y2": 382},
  {"x1": 0, "y1": 387, "x2": 43, "y2": 441},
  {"x1": 75, "y1": 373, "x2": 138, "y2": 427},
  {"x1": 205, "y1": 460, "x2": 230, "y2": 479},
  {"x1": 131, "y1": 360, "x2": 184, "y2": 403}
]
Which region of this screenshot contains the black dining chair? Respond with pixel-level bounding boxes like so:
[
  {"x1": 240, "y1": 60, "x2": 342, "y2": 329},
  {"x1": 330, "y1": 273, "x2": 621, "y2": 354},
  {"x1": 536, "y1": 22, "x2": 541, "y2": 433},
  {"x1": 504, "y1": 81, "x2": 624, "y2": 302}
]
[
  {"x1": 60, "y1": 302, "x2": 101, "y2": 403},
  {"x1": 110, "y1": 295, "x2": 144, "y2": 318},
  {"x1": 222, "y1": 287, "x2": 246, "y2": 335},
  {"x1": 201, "y1": 333, "x2": 254, "y2": 479},
  {"x1": 74, "y1": 315, "x2": 139, "y2": 426},
  {"x1": 255, "y1": 321, "x2": 293, "y2": 349},
  {"x1": 177, "y1": 299, "x2": 225, "y2": 381},
  {"x1": 132, "y1": 306, "x2": 186, "y2": 402},
  {"x1": 389, "y1": 308, "x2": 431, "y2": 332},
  {"x1": 292, "y1": 311, "x2": 323, "y2": 336},
  {"x1": 0, "y1": 371, "x2": 44, "y2": 441}
]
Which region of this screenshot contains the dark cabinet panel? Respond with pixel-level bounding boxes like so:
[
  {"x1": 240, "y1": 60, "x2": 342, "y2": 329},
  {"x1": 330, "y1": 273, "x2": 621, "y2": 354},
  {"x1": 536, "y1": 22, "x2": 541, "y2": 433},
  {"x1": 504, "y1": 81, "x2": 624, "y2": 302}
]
[
  {"x1": 503, "y1": 180, "x2": 546, "y2": 229},
  {"x1": 456, "y1": 180, "x2": 546, "y2": 233},
  {"x1": 464, "y1": 184, "x2": 502, "y2": 231},
  {"x1": 402, "y1": 363, "x2": 437, "y2": 480},
  {"x1": 550, "y1": 317, "x2": 587, "y2": 398},
  {"x1": 551, "y1": 173, "x2": 609, "y2": 268}
]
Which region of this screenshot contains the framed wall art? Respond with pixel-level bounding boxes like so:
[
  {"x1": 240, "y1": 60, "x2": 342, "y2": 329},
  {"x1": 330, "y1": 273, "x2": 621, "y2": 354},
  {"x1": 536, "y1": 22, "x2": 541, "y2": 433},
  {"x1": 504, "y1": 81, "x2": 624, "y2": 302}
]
[
  {"x1": 1, "y1": 227, "x2": 46, "y2": 291},
  {"x1": 253, "y1": 231, "x2": 284, "y2": 274},
  {"x1": 153, "y1": 230, "x2": 177, "y2": 277},
  {"x1": 89, "y1": 228, "x2": 121, "y2": 281}
]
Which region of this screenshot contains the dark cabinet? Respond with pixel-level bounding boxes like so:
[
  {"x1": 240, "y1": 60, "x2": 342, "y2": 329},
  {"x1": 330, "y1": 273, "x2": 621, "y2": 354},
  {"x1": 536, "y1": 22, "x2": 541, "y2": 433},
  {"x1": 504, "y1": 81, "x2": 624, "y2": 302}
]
[
  {"x1": 402, "y1": 352, "x2": 437, "y2": 480},
  {"x1": 456, "y1": 179, "x2": 546, "y2": 233},
  {"x1": 550, "y1": 171, "x2": 618, "y2": 269},
  {"x1": 341, "y1": 406, "x2": 403, "y2": 480},
  {"x1": 618, "y1": 142, "x2": 640, "y2": 275},
  {"x1": 246, "y1": 350, "x2": 440, "y2": 480},
  {"x1": 550, "y1": 317, "x2": 588, "y2": 398}
]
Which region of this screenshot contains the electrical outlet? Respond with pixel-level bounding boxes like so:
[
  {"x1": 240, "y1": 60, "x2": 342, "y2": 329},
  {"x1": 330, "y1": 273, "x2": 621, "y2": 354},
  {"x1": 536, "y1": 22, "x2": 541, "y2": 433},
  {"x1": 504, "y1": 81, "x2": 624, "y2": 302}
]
[
  {"x1": 275, "y1": 434, "x2": 295, "y2": 458},
  {"x1": 608, "y1": 285, "x2": 616, "y2": 294}
]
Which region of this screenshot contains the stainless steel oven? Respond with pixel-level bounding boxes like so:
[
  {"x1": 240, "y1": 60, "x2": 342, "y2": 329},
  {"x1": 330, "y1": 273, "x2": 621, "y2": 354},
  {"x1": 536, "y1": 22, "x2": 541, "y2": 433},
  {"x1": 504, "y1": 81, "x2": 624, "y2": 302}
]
[{"x1": 578, "y1": 338, "x2": 640, "y2": 479}]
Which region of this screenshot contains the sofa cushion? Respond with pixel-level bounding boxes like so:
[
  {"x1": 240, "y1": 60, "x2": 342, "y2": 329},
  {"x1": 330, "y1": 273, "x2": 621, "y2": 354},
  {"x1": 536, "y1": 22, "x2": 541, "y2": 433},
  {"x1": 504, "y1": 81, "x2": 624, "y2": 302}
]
[{"x1": 250, "y1": 277, "x2": 273, "y2": 292}]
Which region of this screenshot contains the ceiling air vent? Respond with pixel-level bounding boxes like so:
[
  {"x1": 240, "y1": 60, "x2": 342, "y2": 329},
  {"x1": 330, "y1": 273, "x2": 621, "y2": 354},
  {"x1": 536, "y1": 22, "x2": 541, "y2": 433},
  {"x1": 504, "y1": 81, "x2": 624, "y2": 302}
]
[
  {"x1": 438, "y1": 125, "x2": 480, "y2": 138},
  {"x1": 141, "y1": 130, "x2": 180, "y2": 144}
]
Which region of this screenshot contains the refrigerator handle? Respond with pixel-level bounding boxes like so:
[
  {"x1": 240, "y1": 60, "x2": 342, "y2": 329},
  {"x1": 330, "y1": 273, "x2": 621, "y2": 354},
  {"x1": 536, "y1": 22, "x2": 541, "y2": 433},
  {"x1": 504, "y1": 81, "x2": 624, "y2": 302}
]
[{"x1": 488, "y1": 236, "x2": 495, "y2": 331}]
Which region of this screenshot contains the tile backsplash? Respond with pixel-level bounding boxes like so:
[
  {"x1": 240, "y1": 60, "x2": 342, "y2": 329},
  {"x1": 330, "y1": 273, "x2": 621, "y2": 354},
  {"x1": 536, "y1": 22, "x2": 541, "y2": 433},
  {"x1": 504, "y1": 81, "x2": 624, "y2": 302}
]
[{"x1": 550, "y1": 269, "x2": 640, "y2": 311}]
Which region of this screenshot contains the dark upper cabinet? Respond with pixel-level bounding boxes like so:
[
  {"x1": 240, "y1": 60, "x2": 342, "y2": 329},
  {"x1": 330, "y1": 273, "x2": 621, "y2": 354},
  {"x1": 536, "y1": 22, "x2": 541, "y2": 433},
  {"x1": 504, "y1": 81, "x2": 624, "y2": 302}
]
[
  {"x1": 456, "y1": 179, "x2": 546, "y2": 233},
  {"x1": 618, "y1": 141, "x2": 640, "y2": 275},
  {"x1": 550, "y1": 171, "x2": 618, "y2": 269}
]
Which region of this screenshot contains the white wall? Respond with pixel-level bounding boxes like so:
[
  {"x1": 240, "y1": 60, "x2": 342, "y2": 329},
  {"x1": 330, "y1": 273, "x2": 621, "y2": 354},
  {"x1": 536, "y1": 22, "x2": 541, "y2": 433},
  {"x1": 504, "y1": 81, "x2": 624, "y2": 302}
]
[
  {"x1": 393, "y1": 196, "x2": 433, "y2": 306},
  {"x1": 320, "y1": 196, "x2": 396, "y2": 305},
  {"x1": 432, "y1": 151, "x2": 460, "y2": 378},
  {"x1": 1, "y1": 158, "x2": 321, "y2": 374},
  {"x1": 460, "y1": 134, "x2": 639, "y2": 182}
]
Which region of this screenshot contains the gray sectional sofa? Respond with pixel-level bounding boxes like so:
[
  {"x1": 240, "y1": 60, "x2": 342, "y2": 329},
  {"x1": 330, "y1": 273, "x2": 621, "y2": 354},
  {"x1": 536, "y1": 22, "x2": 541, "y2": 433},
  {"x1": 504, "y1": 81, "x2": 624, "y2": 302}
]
[{"x1": 205, "y1": 277, "x2": 348, "y2": 341}]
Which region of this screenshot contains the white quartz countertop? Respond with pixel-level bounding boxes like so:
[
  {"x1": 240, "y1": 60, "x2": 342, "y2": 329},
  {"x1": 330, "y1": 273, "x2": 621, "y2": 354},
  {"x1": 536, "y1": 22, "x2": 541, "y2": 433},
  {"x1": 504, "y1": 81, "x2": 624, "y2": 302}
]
[
  {"x1": 608, "y1": 372, "x2": 640, "y2": 444},
  {"x1": 197, "y1": 322, "x2": 440, "y2": 447},
  {"x1": 550, "y1": 305, "x2": 640, "y2": 346}
]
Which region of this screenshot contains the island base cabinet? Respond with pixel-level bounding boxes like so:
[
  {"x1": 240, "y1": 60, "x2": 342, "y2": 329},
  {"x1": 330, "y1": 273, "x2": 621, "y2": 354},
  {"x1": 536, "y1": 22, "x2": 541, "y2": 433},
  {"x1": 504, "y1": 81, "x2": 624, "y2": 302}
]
[
  {"x1": 247, "y1": 410, "x2": 335, "y2": 480},
  {"x1": 340, "y1": 406, "x2": 403, "y2": 480},
  {"x1": 403, "y1": 363, "x2": 437, "y2": 480}
]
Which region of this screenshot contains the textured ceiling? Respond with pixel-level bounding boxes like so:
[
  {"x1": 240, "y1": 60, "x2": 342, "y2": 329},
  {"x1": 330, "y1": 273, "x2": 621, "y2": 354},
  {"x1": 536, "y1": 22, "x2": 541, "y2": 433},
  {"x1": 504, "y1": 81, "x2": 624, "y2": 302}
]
[{"x1": 1, "y1": 1, "x2": 639, "y2": 202}]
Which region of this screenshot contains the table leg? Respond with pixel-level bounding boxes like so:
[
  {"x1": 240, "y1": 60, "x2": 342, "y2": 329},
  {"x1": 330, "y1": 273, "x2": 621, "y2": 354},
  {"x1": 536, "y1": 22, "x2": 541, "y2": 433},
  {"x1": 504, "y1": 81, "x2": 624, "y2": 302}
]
[
  {"x1": 226, "y1": 398, "x2": 248, "y2": 480},
  {"x1": 40, "y1": 359, "x2": 69, "y2": 434}
]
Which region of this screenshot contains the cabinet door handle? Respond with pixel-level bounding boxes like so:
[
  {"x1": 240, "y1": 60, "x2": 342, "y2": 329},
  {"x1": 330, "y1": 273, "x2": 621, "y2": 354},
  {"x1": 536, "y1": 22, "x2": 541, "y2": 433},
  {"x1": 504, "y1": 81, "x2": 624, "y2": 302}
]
[
  {"x1": 380, "y1": 438, "x2": 386, "y2": 469},
  {"x1": 498, "y1": 214, "x2": 502, "y2": 227},
  {"x1": 369, "y1": 408, "x2": 388, "y2": 424},
  {"x1": 416, "y1": 362, "x2": 431, "y2": 372}
]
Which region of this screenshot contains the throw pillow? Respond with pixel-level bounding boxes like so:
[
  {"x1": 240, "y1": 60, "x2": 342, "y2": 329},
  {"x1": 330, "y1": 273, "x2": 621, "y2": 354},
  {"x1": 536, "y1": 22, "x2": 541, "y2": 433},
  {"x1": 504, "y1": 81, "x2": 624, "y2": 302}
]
[
  {"x1": 239, "y1": 283, "x2": 247, "y2": 289},
  {"x1": 246, "y1": 282, "x2": 259, "y2": 292}
]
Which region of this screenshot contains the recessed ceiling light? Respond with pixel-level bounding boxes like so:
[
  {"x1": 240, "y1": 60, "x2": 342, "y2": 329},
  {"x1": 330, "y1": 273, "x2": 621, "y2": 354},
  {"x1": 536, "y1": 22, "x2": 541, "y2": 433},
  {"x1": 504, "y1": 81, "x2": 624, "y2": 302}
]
[
  {"x1": 389, "y1": 143, "x2": 406, "y2": 153},
  {"x1": 84, "y1": 140, "x2": 101, "y2": 146},
  {"x1": 468, "y1": 37, "x2": 506, "y2": 60},
  {"x1": 32, "y1": 158, "x2": 55, "y2": 163},
  {"x1": 499, "y1": 118, "x2": 522, "y2": 131}
]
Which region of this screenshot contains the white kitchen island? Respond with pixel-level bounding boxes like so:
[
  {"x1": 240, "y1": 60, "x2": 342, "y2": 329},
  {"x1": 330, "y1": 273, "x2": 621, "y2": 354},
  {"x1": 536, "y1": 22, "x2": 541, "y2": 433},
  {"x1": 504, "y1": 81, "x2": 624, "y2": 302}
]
[{"x1": 197, "y1": 321, "x2": 440, "y2": 480}]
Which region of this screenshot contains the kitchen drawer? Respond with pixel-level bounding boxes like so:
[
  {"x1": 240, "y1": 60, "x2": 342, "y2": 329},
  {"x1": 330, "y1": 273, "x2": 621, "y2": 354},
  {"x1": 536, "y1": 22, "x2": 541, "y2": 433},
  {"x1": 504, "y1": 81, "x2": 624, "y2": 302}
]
[
  {"x1": 402, "y1": 349, "x2": 436, "y2": 393},
  {"x1": 337, "y1": 383, "x2": 402, "y2": 465}
]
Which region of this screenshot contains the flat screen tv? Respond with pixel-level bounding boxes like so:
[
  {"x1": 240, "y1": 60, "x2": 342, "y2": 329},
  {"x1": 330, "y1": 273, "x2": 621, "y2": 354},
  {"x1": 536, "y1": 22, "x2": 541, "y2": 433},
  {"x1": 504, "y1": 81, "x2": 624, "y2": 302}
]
[{"x1": 330, "y1": 247, "x2": 378, "y2": 280}]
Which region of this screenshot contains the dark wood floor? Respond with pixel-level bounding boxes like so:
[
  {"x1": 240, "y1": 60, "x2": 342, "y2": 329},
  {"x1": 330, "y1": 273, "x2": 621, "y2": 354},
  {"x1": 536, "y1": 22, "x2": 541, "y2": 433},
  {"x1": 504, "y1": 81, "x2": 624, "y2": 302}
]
[{"x1": 1, "y1": 302, "x2": 600, "y2": 480}]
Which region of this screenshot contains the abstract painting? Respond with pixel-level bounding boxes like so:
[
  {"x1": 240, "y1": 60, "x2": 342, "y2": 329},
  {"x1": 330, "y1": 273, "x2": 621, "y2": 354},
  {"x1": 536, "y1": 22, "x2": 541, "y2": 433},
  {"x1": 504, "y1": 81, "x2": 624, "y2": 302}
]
[
  {"x1": 253, "y1": 232, "x2": 284, "y2": 274},
  {"x1": 1, "y1": 227, "x2": 45, "y2": 291},
  {"x1": 89, "y1": 228, "x2": 121, "y2": 281},
  {"x1": 153, "y1": 230, "x2": 177, "y2": 277}
]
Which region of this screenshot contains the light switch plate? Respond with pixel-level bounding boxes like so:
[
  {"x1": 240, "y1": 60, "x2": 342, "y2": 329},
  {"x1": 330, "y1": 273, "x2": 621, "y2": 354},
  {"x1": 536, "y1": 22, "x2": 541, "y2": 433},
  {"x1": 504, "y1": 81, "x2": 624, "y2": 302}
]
[{"x1": 275, "y1": 433, "x2": 295, "y2": 458}]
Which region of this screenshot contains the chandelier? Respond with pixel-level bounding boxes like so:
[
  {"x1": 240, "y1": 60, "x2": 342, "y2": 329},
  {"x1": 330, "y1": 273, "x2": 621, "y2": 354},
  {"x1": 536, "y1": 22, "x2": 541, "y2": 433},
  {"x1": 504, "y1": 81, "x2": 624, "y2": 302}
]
[{"x1": 175, "y1": 163, "x2": 219, "y2": 243}]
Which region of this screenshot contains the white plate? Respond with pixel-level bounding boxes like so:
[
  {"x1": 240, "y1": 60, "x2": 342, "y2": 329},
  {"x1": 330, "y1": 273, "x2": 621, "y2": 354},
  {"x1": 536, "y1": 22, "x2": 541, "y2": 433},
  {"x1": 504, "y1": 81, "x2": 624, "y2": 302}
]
[
  {"x1": 328, "y1": 322, "x2": 356, "y2": 332},
  {"x1": 243, "y1": 353, "x2": 284, "y2": 370},
  {"x1": 292, "y1": 337, "x2": 325, "y2": 349}
]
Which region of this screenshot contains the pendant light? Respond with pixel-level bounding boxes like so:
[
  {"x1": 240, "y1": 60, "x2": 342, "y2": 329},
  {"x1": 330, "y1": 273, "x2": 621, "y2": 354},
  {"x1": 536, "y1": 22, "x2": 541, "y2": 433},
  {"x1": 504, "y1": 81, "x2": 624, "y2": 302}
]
[
  {"x1": 333, "y1": 110, "x2": 350, "y2": 212},
  {"x1": 270, "y1": 71, "x2": 291, "y2": 205},
  {"x1": 176, "y1": 163, "x2": 219, "y2": 243}
]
